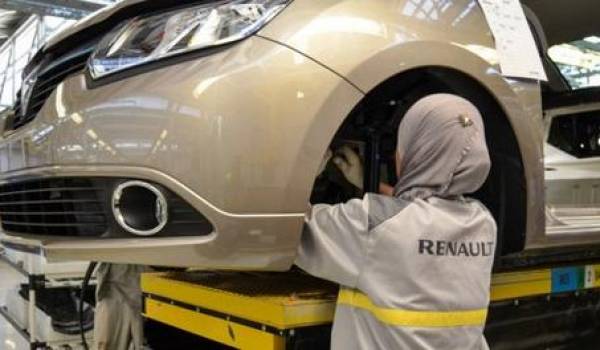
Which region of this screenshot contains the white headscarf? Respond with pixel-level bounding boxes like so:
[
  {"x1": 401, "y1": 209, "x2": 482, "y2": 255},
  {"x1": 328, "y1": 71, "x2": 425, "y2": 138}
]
[{"x1": 394, "y1": 94, "x2": 491, "y2": 200}]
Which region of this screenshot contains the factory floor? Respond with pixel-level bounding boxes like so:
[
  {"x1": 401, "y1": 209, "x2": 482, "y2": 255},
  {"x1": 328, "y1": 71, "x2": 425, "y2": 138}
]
[
  {"x1": 0, "y1": 258, "x2": 26, "y2": 350},
  {"x1": 2, "y1": 255, "x2": 600, "y2": 350}
]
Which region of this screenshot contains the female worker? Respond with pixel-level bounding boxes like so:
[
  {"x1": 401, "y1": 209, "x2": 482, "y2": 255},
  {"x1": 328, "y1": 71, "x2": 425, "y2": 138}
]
[{"x1": 296, "y1": 93, "x2": 496, "y2": 349}]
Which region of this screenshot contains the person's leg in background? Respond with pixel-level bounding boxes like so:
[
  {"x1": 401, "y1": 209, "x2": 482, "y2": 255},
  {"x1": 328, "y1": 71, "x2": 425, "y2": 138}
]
[{"x1": 94, "y1": 264, "x2": 146, "y2": 350}]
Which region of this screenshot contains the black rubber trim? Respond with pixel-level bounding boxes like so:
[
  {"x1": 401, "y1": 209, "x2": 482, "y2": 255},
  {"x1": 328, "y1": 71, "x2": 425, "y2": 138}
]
[
  {"x1": 143, "y1": 293, "x2": 291, "y2": 336},
  {"x1": 543, "y1": 87, "x2": 600, "y2": 110},
  {"x1": 496, "y1": 246, "x2": 600, "y2": 271},
  {"x1": 141, "y1": 294, "x2": 146, "y2": 315}
]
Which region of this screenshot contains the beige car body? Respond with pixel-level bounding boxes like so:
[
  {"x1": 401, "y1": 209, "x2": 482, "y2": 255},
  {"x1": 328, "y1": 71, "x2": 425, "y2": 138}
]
[{"x1": 0, "y1": 0, "x2": 581, "y2": 268}]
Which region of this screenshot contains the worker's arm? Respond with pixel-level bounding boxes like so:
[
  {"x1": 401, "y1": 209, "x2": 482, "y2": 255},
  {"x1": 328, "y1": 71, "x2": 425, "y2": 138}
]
[{"x1": 295, "y1": 197, "x2": 369, "y2": 288}]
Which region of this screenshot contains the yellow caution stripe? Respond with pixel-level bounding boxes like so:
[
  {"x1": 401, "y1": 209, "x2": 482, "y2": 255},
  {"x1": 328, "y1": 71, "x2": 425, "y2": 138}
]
[{"x1": 337, "y1": 289, "x2": 487, "y2": 328}]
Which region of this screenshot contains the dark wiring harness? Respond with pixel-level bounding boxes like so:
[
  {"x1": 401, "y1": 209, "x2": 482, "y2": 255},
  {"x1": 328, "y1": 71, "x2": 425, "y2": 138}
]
[{"x1": 80, "y1": 261, "x2": 97, "y2": 350}]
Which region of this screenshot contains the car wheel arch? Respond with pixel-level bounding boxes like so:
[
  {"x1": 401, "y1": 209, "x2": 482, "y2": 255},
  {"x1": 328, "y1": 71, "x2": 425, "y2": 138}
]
[{"x1": 307, "y1": 61, "x2": 542, "y2": 261}]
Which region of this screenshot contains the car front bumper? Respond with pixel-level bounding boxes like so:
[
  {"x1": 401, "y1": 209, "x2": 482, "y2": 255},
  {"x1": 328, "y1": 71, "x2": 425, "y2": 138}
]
[{"x1": 0, "y1": 35, "x2": 363, "y2": 268}]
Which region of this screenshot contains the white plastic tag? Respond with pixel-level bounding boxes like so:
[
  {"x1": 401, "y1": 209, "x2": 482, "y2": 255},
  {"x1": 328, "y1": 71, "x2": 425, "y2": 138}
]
[{"x1": 478, "y1": 0, "x2": 548, "y2": 81}]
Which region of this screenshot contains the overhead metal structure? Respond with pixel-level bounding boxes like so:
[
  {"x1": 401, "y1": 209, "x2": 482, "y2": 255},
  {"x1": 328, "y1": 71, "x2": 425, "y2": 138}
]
[
  {"x1": 0, "y1": 0, "x2": 117, "y2": 46},
  {"x1": 0, "y1": 0, "x2": 113, "y2": 20},
  {"x1": 0, "y1": 9, "x2": 26, "y2": 45},
  {"x1": 0, "y1": 0, "x2": 117, "y2": 111}
]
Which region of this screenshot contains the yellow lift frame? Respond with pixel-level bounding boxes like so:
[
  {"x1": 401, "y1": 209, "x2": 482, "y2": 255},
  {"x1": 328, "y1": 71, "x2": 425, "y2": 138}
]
[{"x1": 142, "y1": 263, "x2": 600, "y2": 350}]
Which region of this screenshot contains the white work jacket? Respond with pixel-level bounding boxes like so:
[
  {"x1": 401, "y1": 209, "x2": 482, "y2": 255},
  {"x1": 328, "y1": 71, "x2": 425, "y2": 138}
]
[{"x1": 296, "y1": 193, "x2": 496, "y2": 349}]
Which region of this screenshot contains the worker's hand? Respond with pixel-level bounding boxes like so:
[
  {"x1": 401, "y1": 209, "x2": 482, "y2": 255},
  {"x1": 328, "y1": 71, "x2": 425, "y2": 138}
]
[
  {"x1": 379, "y1": 182, "x2": 394, "y2": 196},
  {"x1": 317, "y1": 149, "x2": 333, "y2": 176},
  {"x1": 333, "y1": 146, "x2": 363, "y2": 190}
]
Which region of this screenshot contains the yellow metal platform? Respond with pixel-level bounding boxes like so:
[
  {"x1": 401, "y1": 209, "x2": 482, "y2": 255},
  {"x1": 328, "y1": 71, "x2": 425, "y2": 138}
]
[
  {"x1": 142, "y1": 263, "x2": 600, "y2": 349},
  {"x1": 142, "y1": 271, "x2": 338, "y2": 350}
]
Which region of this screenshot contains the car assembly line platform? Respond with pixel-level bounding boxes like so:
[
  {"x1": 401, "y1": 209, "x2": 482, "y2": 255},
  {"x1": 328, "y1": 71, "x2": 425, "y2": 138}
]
[
  {"x1": 142, "y1": 264, "x2": 600, "y2": 350},
  {"x1": 142, "y1": 271, "x2": 338, "y2": 350}
]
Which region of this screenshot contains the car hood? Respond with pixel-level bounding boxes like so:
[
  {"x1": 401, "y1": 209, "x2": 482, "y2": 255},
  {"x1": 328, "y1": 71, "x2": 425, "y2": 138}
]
[{"x1": 45, "y1": 0, "x2": 143, "y2": 51}]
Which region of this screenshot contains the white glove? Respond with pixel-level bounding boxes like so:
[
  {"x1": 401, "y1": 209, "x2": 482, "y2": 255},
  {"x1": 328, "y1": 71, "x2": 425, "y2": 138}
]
[
  {"x1": 317, "y1": 149, "x2": 332, "y2": 176},
  {"x1": 333, "y1": 146, "x2": 363, "y2": 190}
]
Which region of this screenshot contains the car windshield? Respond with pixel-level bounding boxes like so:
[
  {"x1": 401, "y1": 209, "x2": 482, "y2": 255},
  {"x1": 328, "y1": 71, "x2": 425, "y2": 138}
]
[{"x1": 548, "y1": 35, "x2": 600, "y2": 90}]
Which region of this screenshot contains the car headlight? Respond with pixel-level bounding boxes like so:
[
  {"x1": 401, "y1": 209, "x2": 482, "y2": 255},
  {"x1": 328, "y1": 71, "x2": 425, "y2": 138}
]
[{"x1": 88, "y1": 0, "x2": 290, "y2": 79}]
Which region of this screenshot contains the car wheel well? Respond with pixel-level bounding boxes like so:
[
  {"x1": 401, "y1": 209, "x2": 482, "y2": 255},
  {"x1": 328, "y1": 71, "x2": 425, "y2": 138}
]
[{"x1": 314, "y1": 66, "x2": 526, "y2": 257}]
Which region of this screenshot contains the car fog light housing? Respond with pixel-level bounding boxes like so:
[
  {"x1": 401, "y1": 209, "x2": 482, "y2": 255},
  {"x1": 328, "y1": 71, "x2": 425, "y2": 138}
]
[{"x1": 112, "y1": 180, "x2": 169, "y2": 236}]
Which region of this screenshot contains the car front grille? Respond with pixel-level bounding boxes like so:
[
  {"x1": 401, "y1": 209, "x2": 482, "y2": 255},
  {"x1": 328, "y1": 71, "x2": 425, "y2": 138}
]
[
  {"x1": 0, "y1": 177, "x2": 214, "y2": 238},
  {"x1": 0, "y1": 178, "x2": 108, "y2": 236},
  {"x1": 12, "y1": 61, "x2": 88, "y2": 130},
  {"x1": 10, "y1": 42, "x2": 95, "y2": 131}
]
